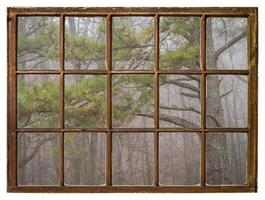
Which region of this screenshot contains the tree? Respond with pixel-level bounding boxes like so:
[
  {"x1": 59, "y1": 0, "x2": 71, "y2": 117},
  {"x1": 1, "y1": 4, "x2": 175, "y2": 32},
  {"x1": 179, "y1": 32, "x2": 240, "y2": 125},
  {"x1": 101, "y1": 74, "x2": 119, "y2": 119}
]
[{"x1": 17, "y1": 16, "x2": 247, "y2": 185}]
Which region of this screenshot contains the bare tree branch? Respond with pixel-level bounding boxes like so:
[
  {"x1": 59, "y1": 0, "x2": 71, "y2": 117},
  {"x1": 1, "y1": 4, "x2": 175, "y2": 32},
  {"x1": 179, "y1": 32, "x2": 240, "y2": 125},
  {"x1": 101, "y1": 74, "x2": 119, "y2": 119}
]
[
  {"x1": 159, "y1": 105, "x2": 221, "y2": 127},
  {"x1": 19, "y1": 135, "x2": 56, "y2": 169},
  {"x1": 161, "y1": 80, "x2": 200, "y2": 93},
  {"x1": 214, "y1": 31, "x2": 247, "y2": 59},
  {"x1": 138, "y1": 112, "x2": 199, "y2": 128},
  {"x1": 180, "y1": 92, "x2": 199, "y2": 99},
  {"x1": 220, "y1": 89, "x2": 232, "y2": 99},
  {"x1": 237, "y1": 76, "x2": 247, "y2": 84}
]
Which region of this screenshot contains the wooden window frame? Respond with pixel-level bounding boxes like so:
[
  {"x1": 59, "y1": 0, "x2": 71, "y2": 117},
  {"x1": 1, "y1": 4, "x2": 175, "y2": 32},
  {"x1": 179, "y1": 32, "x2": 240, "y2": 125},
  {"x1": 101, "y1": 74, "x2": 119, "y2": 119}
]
[{"x1": 7, "y1": 7, "x2": 258, "y2": 193}]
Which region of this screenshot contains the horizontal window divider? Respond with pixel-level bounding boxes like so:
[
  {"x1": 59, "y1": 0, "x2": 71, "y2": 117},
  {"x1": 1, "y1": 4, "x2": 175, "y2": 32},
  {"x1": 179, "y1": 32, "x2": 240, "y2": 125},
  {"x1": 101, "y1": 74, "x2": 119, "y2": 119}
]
[
  {"x1": 12, "y1": 13, "x2": 250, "y2": 19},
  {"x1": 157, "y1": 128, "x2": 202, "y2": 132},
  {"x1": 9, "y1": 7, "x2": 256, "y2": 16},
  {"x1": 158, "y1": 70, "x2": 202, "y2": 74},
  {"x1": 109, "y1": 128, "x2": 155, "y2": 132},
  {"x1": 64, "y1": 70, "x2": 107, "y2": 74},
  {"x1": 62, "y1": 128, "x2": 108, "y2": 132},
  {"x1": 205, "y1": 70, "x2": 249, "y2": 75},
  {"x1": 204, "y1": 128, "x2": 249, "y2": 132},
  {"x1": 62, "y1": 14, "x2": 109, "y2": 17},
  {"x1": 16, "y1": 128, "x2": 250, "y2": 134},
  {"x1": 9, "y1": 185, "x2": 254, "y2": 193},
  {"x1": 15, "y1": 70, "x2": 250, "y2": 75},
  {"x1": 110, "y1": 14, "x2": 157, "y2": 16},
  {"x1": 15, "y1": 13, "x2": 62, "y2": 17},
  {"x1": 16, "y1": 128, "x2": 248, "y2": 133},
  {"x1": 111, "y1": 71, "x2": 154, "y2": 74},
  {"x1": 16, "y1": 128, "x2": 108, "y2": 132},
  {"x1": 16, "y1": 70, "x2": 61, "y2": 74},
  {"x1": 16, "y1": 128, "x2": 61, "y2": 132},
  {"x1": 13, "y1": 13, "x2": 250, "y2": 17}
]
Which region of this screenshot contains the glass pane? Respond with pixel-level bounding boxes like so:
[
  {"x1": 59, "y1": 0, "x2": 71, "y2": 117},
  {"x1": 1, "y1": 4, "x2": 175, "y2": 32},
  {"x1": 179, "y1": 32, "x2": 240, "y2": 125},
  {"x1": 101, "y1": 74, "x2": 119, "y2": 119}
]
[
  {"x1": 159, "y1": 17, "x2": 200, "y2": 70},
  {"x1": 112, "y1": 17, "x2": 154, "y2": 70},
  {"x1": 17, "y1": 17, "x2": 59, "y2": 70},
  {"x1": 65, "y1": 17, "x2": 106, "y2": 70},
  {"x1": 206, "y1": 75, "x2": 247, "y2": 128},
  {"x1": 64, "y1": 132, "x2": 105, "y2": 185},
  {"x1": 159, "y1": 75, "x2": 200, "y2": 128},
  {"x1": 206, "y1": 132, "x2": 247, "y2": 185},
  {"x1": 17, "y1": 132, "x2": 59, "y2": 185},
  {"x1": 159, "y1": 132, "x2": 200, "y2": 185},
  {"x1": 112, "y1": 75, "x2": 154, "y2": 128},
  {"x1": 112, "y1": 132, "x2": 154, "y2": 185},
  {"x1": 206, "y1": 17, "x2": 247, "y2": 69},
  {"x1": 17, "y1": 75, "x2": 60, "y2": 128},
  {"x1": 64, "y1": 75, "x2": 106, "y2": 128}
]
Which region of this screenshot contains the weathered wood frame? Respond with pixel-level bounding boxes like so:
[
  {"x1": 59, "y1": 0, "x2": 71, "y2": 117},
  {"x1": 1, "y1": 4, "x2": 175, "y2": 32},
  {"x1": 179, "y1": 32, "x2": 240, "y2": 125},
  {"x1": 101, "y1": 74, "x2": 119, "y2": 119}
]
[{"x1": 7, "y1": 7, "x2": 258, "y2": 193}]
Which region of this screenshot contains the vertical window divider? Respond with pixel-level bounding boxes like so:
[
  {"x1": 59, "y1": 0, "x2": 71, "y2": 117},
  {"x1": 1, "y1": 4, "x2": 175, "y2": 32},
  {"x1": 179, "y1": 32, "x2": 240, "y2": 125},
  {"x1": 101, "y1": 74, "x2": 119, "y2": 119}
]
[
  {"x1": 248, "y1": 10, "x2": 258, "y2": 190},
  {"x1": 200, "y1": 14, "x2": 206, "y2": 187},
  {"x1": 154, "y1": 14, "x2": 159, "y2": 186},
  {"x1": 8, "y1": 11, "x2": 17, "y2": 188},
  {"x1": 106, "y1": 14, "x2": 112, "y2": 186},
  {"x1": 59, "y1": 14, "x2": 65, "y2": 186}
]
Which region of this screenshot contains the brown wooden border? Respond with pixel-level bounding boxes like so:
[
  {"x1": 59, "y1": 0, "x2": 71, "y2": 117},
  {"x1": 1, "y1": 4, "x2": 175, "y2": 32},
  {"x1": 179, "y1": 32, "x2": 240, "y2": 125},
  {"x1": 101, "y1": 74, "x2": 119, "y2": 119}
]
[{"x1": 7, "y1": 7, "x2": 258, "y2": 193}]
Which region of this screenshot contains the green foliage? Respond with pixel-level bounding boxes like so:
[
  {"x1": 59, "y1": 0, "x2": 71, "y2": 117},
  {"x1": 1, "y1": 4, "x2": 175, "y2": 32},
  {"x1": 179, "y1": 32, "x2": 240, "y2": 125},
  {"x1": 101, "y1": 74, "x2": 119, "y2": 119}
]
[
  {"x1": 160, "y1": 17, "x2": 200, "y2": 70},
  {"x1": 17, "y1": 76, "x2": 59, "y2": 128},
  {"x1": 65, "y1": 33, "x2": 105, "y2": 68},
  {"x1": 112, "y1": 18, "x2": 154, "y2": 69},
  {"x1": 17, "y1": 17, "x2": 59, "y2": 65},
  {"x1": 64, "y1": 18, "x2": 106, "y2": 69},
  {"x1": 50, "y1": 144, "x2": 59, "y2": 157},
  {"x1": 64, "y1": 134, "x2": 84, "y2": 156},
  {"x1": 112, "y1": 75, "x2": 153, "y2": 125},
  {"x1": 17, "y1": 16, "x2": 201, "y2": 128},
  {"x1": 160, "y1": 45, "x2": 200, "y2": 69},
  {"x1": 64, "y1": 76, "x2": 106, "y2": 128}
]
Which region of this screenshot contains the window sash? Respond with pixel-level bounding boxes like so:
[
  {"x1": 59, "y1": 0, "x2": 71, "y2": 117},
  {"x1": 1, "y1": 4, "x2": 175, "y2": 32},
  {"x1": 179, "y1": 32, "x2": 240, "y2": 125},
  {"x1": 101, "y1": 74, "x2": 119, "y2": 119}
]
[{"x1": 7, "y1": 7, "x2": 258, "y2": 193}]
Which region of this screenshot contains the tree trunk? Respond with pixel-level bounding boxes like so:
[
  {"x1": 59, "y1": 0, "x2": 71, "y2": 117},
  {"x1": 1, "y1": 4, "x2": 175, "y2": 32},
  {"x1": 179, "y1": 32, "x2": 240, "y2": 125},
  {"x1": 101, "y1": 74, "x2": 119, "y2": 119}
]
[
  {"x1": 88, "y1": 134, "x2": 98, "y2": 184},
  {"x1": 206, "y1": 18, "x2": 232, "y2": 184}
]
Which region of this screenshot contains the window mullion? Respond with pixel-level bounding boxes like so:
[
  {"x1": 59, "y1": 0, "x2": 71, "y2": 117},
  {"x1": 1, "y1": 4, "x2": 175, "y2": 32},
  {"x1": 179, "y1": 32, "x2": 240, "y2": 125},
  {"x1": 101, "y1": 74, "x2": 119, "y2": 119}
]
[
  {"x1": 154, "y1": 14, "x2": 159, "y2": 186},
  {"x1": 106, "y1": 14, "x2": 112, "y2": 186},
  {"x1": 200, "y1": 14, "x2": 206, "y2": 187},
  {"x1": 59, "y1": 14, "x2": 65, "y2": 186}
]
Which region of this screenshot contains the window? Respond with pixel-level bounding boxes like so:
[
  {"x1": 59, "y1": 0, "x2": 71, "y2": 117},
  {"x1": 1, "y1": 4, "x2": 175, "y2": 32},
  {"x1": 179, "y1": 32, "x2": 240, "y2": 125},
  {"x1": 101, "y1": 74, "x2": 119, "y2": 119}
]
[{"x1": 7, "y1": 7, "x2": 258, "y2": 193}]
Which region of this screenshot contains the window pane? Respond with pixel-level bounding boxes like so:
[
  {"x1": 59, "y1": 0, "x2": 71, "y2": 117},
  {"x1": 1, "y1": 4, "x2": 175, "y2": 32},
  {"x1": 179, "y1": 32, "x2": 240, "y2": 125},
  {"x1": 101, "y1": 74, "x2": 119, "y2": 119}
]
[
  {"x1": 206, "y1": 132, "x2": 247, "y2": 185},
  {"x1": 112, "y1": 17, "x2": 154, "y2": 70},
  {"x1": 64, "y1": 75, "x2": 106, "y2": 128},
  {"x1": 64, "y1": 132, "x2": 105, "y2": 185},
  {"x1": 112, "y1": 75, "x2": 154, "y2": 128},
  {"x1": 159, "y1": 75, "x2": 200, "y2": 128},
  {"x1": 206, "y1": 17, "x2": 247, "y2": 70},
  {"x1": 206, "y1": 75, "x2": 248, "y2": 128},
  {"x1": 159, "y1": 17, "x2": 200, "y2": 70},
  {"x1": 17, "y1": 132, "x2": 59, "y2": 185},
  {"x1": 65, "y1": 17, "x2": 106, "y2": 70},
  {"x1": 112, "y1": 132, "x2": 154, "y2": 185},
  {"x1": 17, "y1": 75, "x2": 60, "y2": 128},
  {"x1": 17, "y1": 17, "x2": 60, "y2": 70},
  {"x1": 159, "y1": 132, "x2": 200, "y2": 185}
]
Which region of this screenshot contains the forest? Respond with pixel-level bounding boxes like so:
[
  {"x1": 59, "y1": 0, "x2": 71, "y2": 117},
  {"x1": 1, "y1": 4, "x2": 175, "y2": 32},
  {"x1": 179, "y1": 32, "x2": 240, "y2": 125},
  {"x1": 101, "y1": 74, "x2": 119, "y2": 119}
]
[{"x1": 17, "y1": 16, "x2": 247, "y2": 186}]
